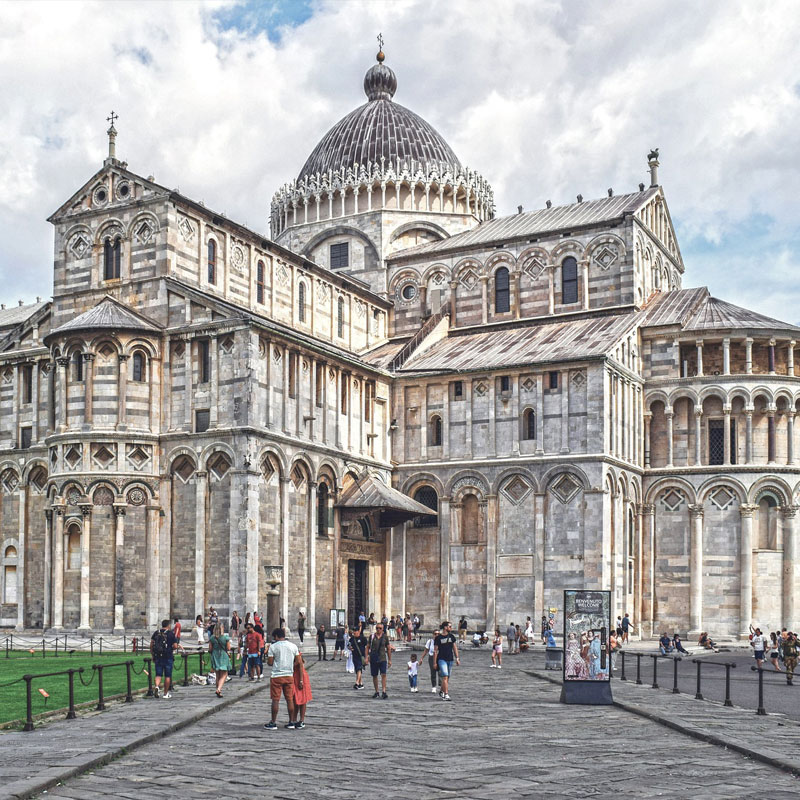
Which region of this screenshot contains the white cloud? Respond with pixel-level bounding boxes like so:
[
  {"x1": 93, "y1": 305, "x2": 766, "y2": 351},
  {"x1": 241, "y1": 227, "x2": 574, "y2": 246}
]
[{"x1": 0, "y1": 0, "x2": 798, "y2": 321}]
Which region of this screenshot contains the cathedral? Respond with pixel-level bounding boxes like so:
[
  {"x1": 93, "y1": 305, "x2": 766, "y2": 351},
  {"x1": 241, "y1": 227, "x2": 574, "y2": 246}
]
[{"x1": 1, "y1": 48, "x2": 798, "y2": 640}]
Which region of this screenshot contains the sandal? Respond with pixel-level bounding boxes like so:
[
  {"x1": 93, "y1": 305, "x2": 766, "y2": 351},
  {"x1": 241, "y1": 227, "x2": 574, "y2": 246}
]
[{"x1": 215, "y1": 690, "x2": 222, "y2": 697}]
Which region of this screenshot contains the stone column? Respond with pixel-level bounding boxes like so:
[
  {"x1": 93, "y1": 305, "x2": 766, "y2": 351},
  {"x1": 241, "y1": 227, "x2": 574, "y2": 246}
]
[
  {"x1": 43, "y1": 509, "x2": 52, "y2": 629},
  {"x1": 282, "y1": 346, "x2": 290, "y2": 434},
  {"x1": 789, "y1": 341, "x2": 796, "y2": 377},
  {"x1": 83, "y1": 353, "x2": 95, "y2": 428},
  {"x1": 666, "y1": 409, "x2": 674, "y2": 467},
  {"x1": 335, "y1": 367, "x2": 342, "y2": 448},
  {"x1": 78, "y1": 503, "x2": 92, "y2": 631},
  {"x1": 307, "y1": 481, "x2": 317, "y2": 628},
  {"x1": 57, "y1": 357, "x2": 69, "y2": 433},
  {"x1": 480, "y1": 276, "x2": 489, "y2": 324},
  {"x1": 547, "y1": 265, "x2": 555, "y2": 315},
  {"x1": 739, "y1": 504, "x2": 756, "y2": 639},
  {"x1": 768, "y1": 410, "x2": 776, "y2": 463},
  {"x1": 194, "y1": 470, "x2": 207, "y2": 620},
  {"x1": 533, "y1": 493, "x2": 545, "y2": 618},
  {"x1": 113, "y1": 503, "x2": 126, "y2": 632},
  {"x1": 513, "y1": 270, "x2": 523, "y2": 318},
  {"x1": 643, "y1": 412, "x2": 652, "y2": 467},
  {"x1": 745, "y1": 337, "x2": 753, "y2": 374},
  {"x1": 485, "y1": 496, "x2": 497, "y2": 631},
  {"x1": 722, "y1": 337, "x2": 730, "y2": 375},
  {"x1": 146, "y1": 503, "x2": 161, "y2": 629},
  {"x1": 688, "y1": 504, "x2": 704, "y2": 635},
  {"x1": 695, "y1": 339, "x2": 704, "y2": 376},
  {"x1": 788, "y1": 412, "x2": 796, "y2": 465},
  {"x1": 439, "y1": 497, "x2": 451, "y2": 621},
  {"x1": 745, "y1": 408, "x2": 753, "y2": 463},
  {"x1": 560, "y1": 370, "x2": 570, "y2": 453},
  {"x1": 264, "y1": 340, "x2": 273, "y2": 428},
  {"x1": 640, "y1": 504, "x2": 655, "y2": 638},
  {"x1": 31, "y1": 360, "x2": 39, "y2": 442},
  {"x1": 309, "y1": 357, "x2": 317, "y2": 442},
  {"x1": 768, "y1": 338, "x2": 776, "y2": 374},
  {"x1": 723, "y1": 406, "x2": 732, "y2": 465},
  {"x1": 694, "y1": 408, "x2": 703, "y2": 465},
  {"x1": 581, "y1": 259, "x2": 590, "y2": 310},
  {"x1": 280, "y1": 477, "x2": 290, "y2": 624},
  {"x1": 535, "y1": 373, "x2": 544, "y2": 454},
  {"x1": 117, "y1": 354, "x2": 128, "y2": 430},
  {"x1": 209, "y1": 335, "x2": 219, "y2": 427},
  {"x1": 52, "y1": 505, "x2": 65, "y2": 630},
  {"x1": 245, "y1": 467, "x2": 260, "y2": 616},
  {"x1": 183, "y1": 337, "x2": 193, "y2": 431},
  {"x1": 15, "y1": 483, "x2": 26, "y2": 630},
  {"x1": 449, "y1": 281, "x2": 458, "y2": 322},
  {"x1": 783, "y1": 505, "x2": 799, "y2": 632}
]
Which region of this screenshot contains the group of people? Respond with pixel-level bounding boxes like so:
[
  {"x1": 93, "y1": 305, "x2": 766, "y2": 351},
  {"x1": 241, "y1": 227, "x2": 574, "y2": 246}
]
[{"x1": 750, "y1": 627, "x2": 799, "y2": 683}]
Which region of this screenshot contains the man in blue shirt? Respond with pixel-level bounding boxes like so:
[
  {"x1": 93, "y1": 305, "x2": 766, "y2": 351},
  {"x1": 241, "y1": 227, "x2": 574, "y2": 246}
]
[{"x1": 150, "y1": 619, "x2": 177, "y2": 699}]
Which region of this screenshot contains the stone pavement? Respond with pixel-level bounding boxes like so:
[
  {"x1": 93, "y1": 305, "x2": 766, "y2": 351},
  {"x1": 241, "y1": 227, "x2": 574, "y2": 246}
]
[{"x1": 9, "y1": 649, "x2": 797, "y2": 799}]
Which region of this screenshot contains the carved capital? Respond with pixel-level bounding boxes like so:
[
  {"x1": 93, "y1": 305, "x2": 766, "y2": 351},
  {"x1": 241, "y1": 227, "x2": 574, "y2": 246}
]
[
  {"x1": 694, "y1": 408, "x2": 703, "y2": 418},
  {"x1": 739, "y1": 503, "x2": 758, "y2": 518},
  {"x1": 112, "y1": 504, "x2": 127, "y2": 517},
  {"x1": 638, "y1": 503, "x2": 655, "y2": 516},
  {"x1": 688, "y1": 503, "x2": 704, "y2": 518},
  {"x1": 781, "y1": 505, "x2": 799, "y2": 519},
  {"x1": 56, "y1": 356, "x2": 70, "y2": 368},
  {"x1": 79, "y1": 503, "x2": 92, "y2": 518},
  {"x1": 82, "y1": 353, "x2": 96, "y2": 363}
]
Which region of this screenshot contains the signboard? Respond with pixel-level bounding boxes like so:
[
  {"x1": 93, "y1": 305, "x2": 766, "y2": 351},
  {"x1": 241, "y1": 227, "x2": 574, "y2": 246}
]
[
  {"x1": 337, "y1": 609, "x2": 346, "y2": 627},
  {"x1": 560, "y1": 589, "x2": 613, "y2": 705},
  {"x1": 329, "y1": 609, "x2": 337, "y2": 629}
]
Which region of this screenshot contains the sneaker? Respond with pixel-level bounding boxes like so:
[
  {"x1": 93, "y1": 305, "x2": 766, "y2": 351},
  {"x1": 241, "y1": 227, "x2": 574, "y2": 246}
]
[
  {"x1": 443, "y1": 694, "x2": 451, "y2": 701},
  {"x1": 284, "y1": 722, "x2": 296, "y2": 729},
  {"x1": 153, "y1": 686, "x2": 159, "y2": 698},
  {"x1": 295, "y1": 721, "x2": 305, "y2": 729},
  {"x1": 264, "y1": 721, "x2": 277, "y2": 730},
  {"x1": 163, "y1": 692, "x2": 172, "y2": 699},
  {"x1": 382, "y1": 692, "x2": 388, "y2": 699},
  {"x1": 356, "y1": 684, "x2": 364, "y2": 690},
  {"x1": 497, "y1": 665, "x2": 502, "y2": 669},
  {"x1": 257, "y1": 675, "x2": 262, "y2": 681},
  {"x1": 490, "y1": 664, "x2": 497, "y2": 668},
  {"x1": 372, "y1": 692, "x2": 380, "y2": 698},
  {"x1": 353, "y1": 683, "x2": 360, "y2": 690},
  {"x1": 439, "y1": 691, "x2": 444, "y2": 698},
  {"x1": 431, "y1": 686, "x2": 438, "y2": 693}
]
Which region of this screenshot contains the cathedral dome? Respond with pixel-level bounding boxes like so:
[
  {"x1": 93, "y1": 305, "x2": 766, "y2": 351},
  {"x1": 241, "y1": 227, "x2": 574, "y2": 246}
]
[{"x1": 296, "y1": 52, "x2": 462, "y2": 182}]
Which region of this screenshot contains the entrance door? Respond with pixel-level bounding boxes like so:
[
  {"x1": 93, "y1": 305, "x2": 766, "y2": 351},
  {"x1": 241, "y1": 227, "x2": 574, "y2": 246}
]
[{"x1": 347, "y1": 559, "x2": 368, "y2": 629}]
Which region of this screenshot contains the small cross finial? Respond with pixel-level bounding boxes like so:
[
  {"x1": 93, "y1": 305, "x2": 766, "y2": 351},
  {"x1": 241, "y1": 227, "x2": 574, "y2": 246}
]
[
  {"x1": 106, "y1": 111, "x2": 118, "y2": 161},
  {"x1": 377, "y1": 33, "x2": 384, "y2": 51},
  {"x1": 107, "y1": 110, "x2": 118, "y2": 129}
]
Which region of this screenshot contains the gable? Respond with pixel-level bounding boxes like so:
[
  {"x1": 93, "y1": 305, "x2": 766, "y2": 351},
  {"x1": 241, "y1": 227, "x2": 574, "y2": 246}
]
[{"x1": 633, "y1": 189, "x2": 683, "y2": 269}]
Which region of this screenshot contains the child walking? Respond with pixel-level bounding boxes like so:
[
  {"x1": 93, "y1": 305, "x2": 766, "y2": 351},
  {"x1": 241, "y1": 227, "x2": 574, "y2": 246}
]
[
  {"x1": 293, "y1": 654, "x2": 312, "y2": 729},
  {"x1": 408, "y1": 653, "x2": 419, "y2": 692}
]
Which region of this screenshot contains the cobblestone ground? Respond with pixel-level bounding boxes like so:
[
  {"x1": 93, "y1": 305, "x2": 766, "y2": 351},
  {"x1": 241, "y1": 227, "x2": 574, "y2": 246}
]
[{"x1": 34, "y1": 649, "x2": 799, "y2": 799}]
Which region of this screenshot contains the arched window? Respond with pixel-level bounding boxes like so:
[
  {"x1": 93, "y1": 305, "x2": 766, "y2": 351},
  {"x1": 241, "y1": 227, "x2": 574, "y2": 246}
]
[
  {"x1": 104, "y1": 237, "x2": 121, "y2": 280},
  {"x1": 131, "y1": 351, "x2": 145, "y2": 382},
  {"x1": 337, "y1": 297, "x2": 345, "y2": 338},
  {"x1": 73, "y1": 351, "x2": 84, "y2": 382},
  {"x1": 298, "y1": 281, "x2": 306, "y2": 322},
  {"x1": 207, "y1": 240, "x2": 217, "y2": 284},
  {"x1": 2, "y1": 545, "x2": 17, "y2": 604},
  {"x1": 561, "y1": 256, "x2": 578, "y2": 304},
  {"x1": 429, "y1": 415, "x2": 442, "y2": 446},
  {"x1": 462, "y1": 493, "x2": 480, "y2": 543},
  {"x1": 413, "y1": 486, "x2": 438, "y2": 528},
  {"x1": 256, "y1": 261, "x2": 265, "y2": 304},
  {"x1": 523, "y1": 408, "x2": 536, "y2": 440},
  {"x1": 495, "y1": 267, "x2": 510, "y2": 313},
  {"x1": 317, "y1": 482, "x2": 329, "y2": 537},
  {"x1": 359, "y1": 518, "x2": 372, "y2": 540},
  {"x1": 66, "y1": 525, "x2": 81, "y2": 570}
]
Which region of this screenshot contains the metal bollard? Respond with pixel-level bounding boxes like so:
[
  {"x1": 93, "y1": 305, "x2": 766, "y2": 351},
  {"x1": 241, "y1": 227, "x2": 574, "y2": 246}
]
[
  {"x1": 124, "y1": 660, "x2": 134, "y2": 703},
  {"x1": 54, "y1": 636, "x2": 58, "y2": 657},
  {"x1": 752, "y1": 666, "x2": 766, "y2": 715},
  {"x1": 67, "y1": 669, "x2": 77, "y2": 719},
  {"x1": 23, "y1": 675, "x2": 34, "y2": 731},
  {"x1": 99, "y1": 636, "x2": 103, "y2": 655},
  {"x1": 198, "y1": 650, "x2": 205, "y2": 675},
  {"x1": 5, "y1": 637, "x2": 8, "y2": 659},
  {"x1": 42, "y1": 638, "x2": 45, "y2": 659},
  {"x1": 651, "y1": 655, "x2": 659, "y2": 689},
  {"x1": 95, "y1": 665, "x2": 105, "y2": 711},
  {"x1": 123, "y1": 635, "x2": 127, "y2": 654},
  {"x1": 672, "y1": 657, "x2": 681, "y2": 694},
  {"x1": 620, "y1": 651, "x2": 627, "y2": 681},
  {"x1": 635, "y1": 653, "x2": 643, "y2": 685},
  {"x1": 695, "y1": 661, "x2": 703, "y2": 700},
  {"x1": 145, "y1": 657, "x2": 154, "y2": 697},
  {"x1": 90, "y1": 636, "x2": 94, "y2": 656},
  {"x1": 183, "y1": 652, "x2": 190, "y2": 687}
]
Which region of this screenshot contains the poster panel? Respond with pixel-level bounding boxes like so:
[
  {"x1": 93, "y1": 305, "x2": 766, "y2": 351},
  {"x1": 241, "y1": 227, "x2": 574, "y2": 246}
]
[{"x1": 563, "y1": 590, "x2": 610, "y2": 683}]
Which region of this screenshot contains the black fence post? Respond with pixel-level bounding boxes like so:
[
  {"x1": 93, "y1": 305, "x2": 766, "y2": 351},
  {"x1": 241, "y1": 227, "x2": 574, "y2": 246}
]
[
  {"x1": 99, "y1": 636, "x2": 103, "y2": 655},
  {"x1": 145, "y1": 657, "x2": 154, "y2": 697},
  {"x1": 695, "y1": 661, "x2": 703, "y2": 700},
  {"x1": 67, "y1": 669, "x2": 77, "y2": 719},
  {"x1": 95, "y1": 665, "x2": 105, "y2": 710},
  {"x1": 635, "y1": 653, "x2": 642, "y2": 685},
  {"x1": 752, "y1": 666, "x2": 766, "y2": 715},
  {"x1": 651, "y1": 655, "x2": 659, "y2": 689},
  {"x1": 42, "y1": 638, "x2": 45, "y2": 659},
  {"x1": 183, "y1": 652, "x2": 189, "y2": 687},
  {"x1": 672, "y1": 657, "x2": 680, "y2": 694},
  {"x1": 123, "y1": 635, "x2": 127, "y2": 654},
  {"x1": 124, "y1": 660, "x2": 133, "y2": 703},
  {"x1": 64, "y1": 634, "x2": 68, "y2": 652},
  {"x1": 620, "y1": 651, "x2": 626, "y2": 681},
  {"x1": 724, "y1": 663, "x2": 734, "y2": 707},
  {"x1": 23, "y1": 675, "x2": 34, "y2": 732},
  {"x1": 54, "y1": 636, "x2": 58, "y2": 657},
  {"x1": 5, "y1": 637, "x2": 8, "y2": 659},
  {"x1": 90, "y1": 636, "x2": 94, "y2": 656},
  {"x1": 198, "y1": 650, "x2": 204, "y2": 676}
]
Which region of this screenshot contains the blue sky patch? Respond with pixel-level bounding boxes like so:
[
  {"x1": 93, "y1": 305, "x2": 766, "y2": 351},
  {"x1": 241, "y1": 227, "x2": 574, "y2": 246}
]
[{"x1": 214, "y1": 0, "x2": 315, "y2": 42}]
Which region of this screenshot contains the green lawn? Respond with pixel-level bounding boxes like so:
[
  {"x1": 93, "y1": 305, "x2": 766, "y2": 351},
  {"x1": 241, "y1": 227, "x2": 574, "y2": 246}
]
[{"x1": 0, "y1": 649, "x2": 221, "y2": 727}]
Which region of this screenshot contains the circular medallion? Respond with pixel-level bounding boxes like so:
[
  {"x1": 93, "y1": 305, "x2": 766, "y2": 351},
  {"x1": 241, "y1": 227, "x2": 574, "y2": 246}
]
[
  {"x1": 231, "y1": 244, "x2": 245, "y2": 271},
  {"x1": 93, "y1": 185, "x2": 108, "y2": 206},
  {"x1": 127, "y1": 488, "x2": 146, "y2": 506}
]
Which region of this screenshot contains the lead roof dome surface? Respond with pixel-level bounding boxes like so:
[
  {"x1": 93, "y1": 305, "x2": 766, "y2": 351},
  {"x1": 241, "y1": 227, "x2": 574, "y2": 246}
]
[{"x1": 296, "y1": 53, "x2": 462, "y2": 182}]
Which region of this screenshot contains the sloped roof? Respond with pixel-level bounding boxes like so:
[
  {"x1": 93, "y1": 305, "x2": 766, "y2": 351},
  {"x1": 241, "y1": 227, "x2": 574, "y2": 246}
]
[
  {"x1": 336, "y1": 472, "x2": 436, "y2": 527},
  {"x1": 0, "y1": 301, "x2": 49, "y2": 330},
  {"x1": 399, "y1": 312, "x2": 638, "y2": 373},
  {"x1": 684, "y1": 296, "x2": 800, "y2": 333},
  {"x1": 389, "y1": 188, "x2": 659, "y2": 261},
  {"x1": 49, "y1": 296, "x2": 161, "y2": 337},
  {"x1": 359, "y1": 337, "x2": 411, "y2": 369},
  {"x1": 637, "y1": 287, "x2": 709, "y2": 328}
]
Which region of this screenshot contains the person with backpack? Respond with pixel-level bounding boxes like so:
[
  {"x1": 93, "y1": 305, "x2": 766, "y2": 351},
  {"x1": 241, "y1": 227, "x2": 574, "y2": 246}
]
[
  {"x1": 368, "y1": 622, "x2": 393, "y2": 698},
  {"x1": 150, "y1": 619, "x2": 177, "y2": 699},
  {"x1": 349, "y1": 624, "x2": 367, "y2": 690}
]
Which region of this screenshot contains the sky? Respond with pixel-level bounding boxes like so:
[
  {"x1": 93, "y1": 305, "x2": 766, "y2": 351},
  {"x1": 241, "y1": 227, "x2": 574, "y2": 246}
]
[{"x1": 1, "y1": 0, "x2": 799, "y2": 321}]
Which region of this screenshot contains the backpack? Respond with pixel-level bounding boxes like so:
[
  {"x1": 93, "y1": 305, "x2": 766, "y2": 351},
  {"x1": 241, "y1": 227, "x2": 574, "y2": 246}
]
[{"x1": 152, "y1": 629, "x2": 169, "y2": 659}]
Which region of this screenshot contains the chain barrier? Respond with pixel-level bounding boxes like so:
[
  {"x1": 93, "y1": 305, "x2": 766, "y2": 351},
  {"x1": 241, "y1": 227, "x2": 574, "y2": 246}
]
[{"x1": 77, "y1": 667, "x2": 97, "y2": 686}]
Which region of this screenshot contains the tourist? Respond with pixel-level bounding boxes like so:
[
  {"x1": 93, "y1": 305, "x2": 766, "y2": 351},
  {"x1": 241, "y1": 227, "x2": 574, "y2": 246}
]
[
  {"x1": 545, "y1": 628, "x2": 557, "y2": 649},
  {"x1": 519, "y1": 630, "x2": 530, "y2": 652},
  {"x1": 413, "y1": 613, "x2": 420, "y2": 637},
  {"x1": 297, "y1": 611, "x2": 306, "y2": 643},
  {"x1": 672, "y1": 633, "x2": 689, "y2": 654},
  {"x1": 751, "y1": 627, "x2": 766, "y2": 669},
  {"x1": 244, "y1": 622, "x2": 264, "y2": 681},
  {"x1": 506, "y1": 622, "x2": 517, "y2": 655},
  {"x1": 401, "y1": 615, "x2": 409, "y2": 642},
  {"x1": 207, "y1": 606, "x2": 219, "y2": 639},
  {"x1": 367, "y1": 612, "x2": 376, "y2": 634},
  {"x1": 433, "y1": 621, "x2": 460, "y2": 701},
  {"x1": 471, "y1": 631, "x2": 482, "y2": 647},
  {"x1": 615, "y1": 616, "x2": 623, "y2": 637},
  {"x1": 209, "y1": 622, "x2": 231, "y2": 698},
  {"x1": 349, "y1": 624, "x2": 367, "y2": 690},
  {"x1": 264, "y1": 627, "x2": 302, "y2": 730},
  {"x1": 609, "y1": 630, "x2": 620, "y2": 670},
  {"x1": 783, "y1": 632, "x2": 798, "y2": 685},
  {"x1": 150, "y1": 618, "x2": 177, "y2": 699},
  {"x1": 293, "y1": 654, "x2": 312, "y2": 729},
  {"x1": 368, "y1": 622, "x2": 392, "y2": 698},
  {"x1": 387, "y1": 615, "x2": 396, "y2": 641},
  {"x1": 317, "y1": 623, "x2": 327, "y2": 661},
  {"x1": 423, "y1": 629, "x2": 440, "y2": 692},
  {"x1": 698, "y1": 632, "x2": 719, "y2": 652},
  {"x1": 621, "y1": 612, "x2": 634, "y2": 644},
  {"x1": 408, "y1": 653, "x2": 419, "y2": 692},
  {"x1": 334, "y1": 622, "x2": 346, "y2": 660},
  {"x1": 659, "y1": 632, "x2": 673, "y2": 655},
  {"x1": 541, "y1": 615, "x2": 548, "y2": 644},
  {"x1": 769, "y1": 632, "x2": 783, "y2": 672},
  {"x1": 194, "y1": 615, "x2": 205, "y2": 647},
  {"x1": 458, "y1": 616, "x2": 468, "y2": 642},
  {"x1": 230, "y1": 610, "x2": 241, "y2": 641},
  {"x1": 173, "y1": 616, "x2": 186, "y2": 655},
  {"x1": 358, "y1": 610, "x2": 366, "y2": 628},
  {"x1": 525, "y1": 616, "x2": 535, "y2": 641},
  {"x1": 491, "y1": 629, "x2": 502, "y2": 668}
]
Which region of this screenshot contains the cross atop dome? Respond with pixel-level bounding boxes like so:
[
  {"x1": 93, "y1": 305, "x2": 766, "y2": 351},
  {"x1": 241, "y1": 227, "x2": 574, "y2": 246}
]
[{"x1": 364, "y1": 40, "x2": 396, "y2": 101}]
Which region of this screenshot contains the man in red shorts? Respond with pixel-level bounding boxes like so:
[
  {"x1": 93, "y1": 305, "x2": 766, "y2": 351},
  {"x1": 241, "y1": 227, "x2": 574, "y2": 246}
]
[{"x1": 264, "y1": 627, "x2": 303, "y2": 730}]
